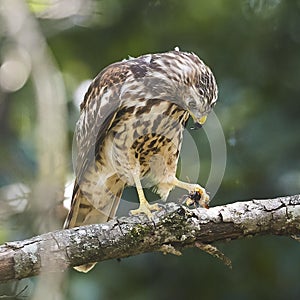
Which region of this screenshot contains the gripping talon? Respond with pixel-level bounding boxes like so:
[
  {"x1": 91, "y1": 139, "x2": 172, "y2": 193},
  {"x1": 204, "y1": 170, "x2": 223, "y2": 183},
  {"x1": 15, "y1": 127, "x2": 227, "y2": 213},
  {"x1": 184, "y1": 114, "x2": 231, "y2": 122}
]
[
  {"x1": 185, "y1": 187, "x2": 210, "y2": 209},
  {"x1": 130, "y1": 202, "x2": 160, "y2": 220},
  {"x1": 171, "y1": 178, "x2": 210, "y2": 208}
]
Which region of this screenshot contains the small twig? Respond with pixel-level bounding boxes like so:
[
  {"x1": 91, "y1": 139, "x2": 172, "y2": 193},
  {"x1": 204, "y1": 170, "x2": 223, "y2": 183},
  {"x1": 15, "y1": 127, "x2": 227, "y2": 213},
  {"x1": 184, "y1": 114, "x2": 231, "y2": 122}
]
[{"x1": 195, "y1": 242, "x2": 232, "y2": 269}]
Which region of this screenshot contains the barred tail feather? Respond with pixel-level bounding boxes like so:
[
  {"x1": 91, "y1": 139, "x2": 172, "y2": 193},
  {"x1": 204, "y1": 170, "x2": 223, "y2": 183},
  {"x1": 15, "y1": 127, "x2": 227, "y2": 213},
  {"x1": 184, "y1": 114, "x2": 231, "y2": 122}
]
[
  {"x1": 63, "y1": 189, "x2": 114, "y2": 229},
  {"x1": 64, "y1": 176, "x2": 124, "y2": 272}
]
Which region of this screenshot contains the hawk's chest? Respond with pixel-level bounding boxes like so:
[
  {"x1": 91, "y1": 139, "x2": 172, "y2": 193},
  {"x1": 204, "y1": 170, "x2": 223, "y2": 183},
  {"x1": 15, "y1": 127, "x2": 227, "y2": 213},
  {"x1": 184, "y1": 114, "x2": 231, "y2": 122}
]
[{"x1": 103, "y1": 100, "x2": 189, "y2": 185}]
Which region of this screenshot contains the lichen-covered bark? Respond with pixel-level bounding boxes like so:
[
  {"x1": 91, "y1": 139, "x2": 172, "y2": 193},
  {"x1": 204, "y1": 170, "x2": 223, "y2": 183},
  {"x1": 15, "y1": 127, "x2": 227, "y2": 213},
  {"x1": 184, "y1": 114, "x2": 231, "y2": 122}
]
[{"x1": 0, "y1": 194, "x2": 300, "y2": 282}]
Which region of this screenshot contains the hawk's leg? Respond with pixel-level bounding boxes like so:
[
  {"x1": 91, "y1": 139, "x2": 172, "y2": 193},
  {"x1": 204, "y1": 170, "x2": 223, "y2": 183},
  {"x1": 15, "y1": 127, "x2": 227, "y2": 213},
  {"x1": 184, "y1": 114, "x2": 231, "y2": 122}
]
[
  {"x1": 130, "y1": 171, "x2": 160, "y2": 219},
  {"x1": 171, "y1": 178, "x2": 210, "y2": 208}
]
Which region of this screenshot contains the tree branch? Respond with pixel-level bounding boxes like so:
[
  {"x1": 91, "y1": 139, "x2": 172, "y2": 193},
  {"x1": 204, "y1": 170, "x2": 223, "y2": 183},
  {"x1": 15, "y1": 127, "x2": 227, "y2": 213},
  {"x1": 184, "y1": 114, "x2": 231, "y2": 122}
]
[{"x1": 1, "y1": 194, "x2": 300, "y2": 282}]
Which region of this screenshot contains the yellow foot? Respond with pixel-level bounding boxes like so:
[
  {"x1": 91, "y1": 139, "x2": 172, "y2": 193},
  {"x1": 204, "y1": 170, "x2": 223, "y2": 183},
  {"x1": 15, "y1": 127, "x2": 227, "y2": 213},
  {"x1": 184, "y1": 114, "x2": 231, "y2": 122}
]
[
  {"x1": 185, "y1": 185, "x2": 210, "y2": 208},
  {"x1": 130, "y1": 201, "x2": 161, "y2": 220},
  {"x1": 171, "y1": 178, "x2": 210, "y2": 208}
]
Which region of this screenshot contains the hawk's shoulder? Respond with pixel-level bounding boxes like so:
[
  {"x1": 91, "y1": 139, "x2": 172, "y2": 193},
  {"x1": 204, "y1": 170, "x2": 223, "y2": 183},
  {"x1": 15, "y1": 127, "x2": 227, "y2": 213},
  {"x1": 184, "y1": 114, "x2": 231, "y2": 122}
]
[{"x1": 80, "y1": 61, "x2": 131, "y2": 111}]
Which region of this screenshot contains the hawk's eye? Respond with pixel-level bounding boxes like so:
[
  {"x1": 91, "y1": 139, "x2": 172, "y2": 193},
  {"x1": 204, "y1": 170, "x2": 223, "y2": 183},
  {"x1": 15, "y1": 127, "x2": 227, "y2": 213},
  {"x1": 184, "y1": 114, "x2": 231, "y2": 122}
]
[{"x1": 188, "y1": 100, "x2": 197, "y2": 109}]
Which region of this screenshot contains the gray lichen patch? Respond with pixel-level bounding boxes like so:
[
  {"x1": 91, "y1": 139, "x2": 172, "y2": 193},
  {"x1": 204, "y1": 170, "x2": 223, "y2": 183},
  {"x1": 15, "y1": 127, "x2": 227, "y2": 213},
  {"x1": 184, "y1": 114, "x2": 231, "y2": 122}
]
[
  {"x1": 253, "y1": 198, "x2": 284, "y2": 211},
  {"x1": 14, "y1": 243, "x2": 40, "y2": 278}
]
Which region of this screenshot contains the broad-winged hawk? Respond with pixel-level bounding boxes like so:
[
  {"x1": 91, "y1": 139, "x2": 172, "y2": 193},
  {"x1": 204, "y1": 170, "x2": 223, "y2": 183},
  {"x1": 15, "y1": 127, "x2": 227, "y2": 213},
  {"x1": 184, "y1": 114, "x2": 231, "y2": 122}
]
[{"x1": 64, "y1": 49, "x2": 218, "y2": 272}]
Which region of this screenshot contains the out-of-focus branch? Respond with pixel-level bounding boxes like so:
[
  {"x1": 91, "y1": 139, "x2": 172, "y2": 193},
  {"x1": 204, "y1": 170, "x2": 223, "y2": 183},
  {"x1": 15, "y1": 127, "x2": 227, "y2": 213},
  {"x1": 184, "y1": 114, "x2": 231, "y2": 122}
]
[
  {"x1": 0, "y1": 0, "x2": 68, "y2": 231},
  {"x1": 0, "y1": 194, "x2": 300, "y2": 282},
  {"x1": 0, "y1": 1, "x2": 68, "y2": 297}
]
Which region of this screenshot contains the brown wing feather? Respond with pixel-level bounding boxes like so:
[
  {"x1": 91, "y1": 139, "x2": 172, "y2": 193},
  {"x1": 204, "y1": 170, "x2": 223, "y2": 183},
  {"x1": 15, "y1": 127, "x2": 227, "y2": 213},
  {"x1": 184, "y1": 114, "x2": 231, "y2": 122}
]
[
  {"x1": 74, "y1": 62, "x2": 132, "y2": 181},
  {"x1": 64, "y1": 63, "x2": 132, "y2": 230}
]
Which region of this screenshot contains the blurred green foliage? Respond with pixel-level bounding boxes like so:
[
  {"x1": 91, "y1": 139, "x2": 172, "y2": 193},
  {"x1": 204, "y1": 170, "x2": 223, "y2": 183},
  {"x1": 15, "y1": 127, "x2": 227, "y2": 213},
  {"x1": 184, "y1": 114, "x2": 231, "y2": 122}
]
[{"x1": 0, "y1": 0, "x2": 300, "y2": 299}]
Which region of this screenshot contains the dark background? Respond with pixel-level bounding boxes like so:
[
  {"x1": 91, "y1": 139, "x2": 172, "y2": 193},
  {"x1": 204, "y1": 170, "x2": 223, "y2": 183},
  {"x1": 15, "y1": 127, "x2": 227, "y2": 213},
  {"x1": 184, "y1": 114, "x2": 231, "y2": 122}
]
[{"x1": 1, "y1": 0, "x2": 300, "y2": 299}]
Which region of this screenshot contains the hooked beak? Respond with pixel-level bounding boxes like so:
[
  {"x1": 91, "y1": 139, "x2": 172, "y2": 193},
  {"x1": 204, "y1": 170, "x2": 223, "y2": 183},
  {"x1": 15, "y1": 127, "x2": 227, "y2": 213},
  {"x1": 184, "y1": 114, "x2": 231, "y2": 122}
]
[
  {"x1": 191, "y1": 115, "x2": 207, "y2": 130},
  {"x1": 197, "y1": 115, "x2": 207, "y2": 125}
]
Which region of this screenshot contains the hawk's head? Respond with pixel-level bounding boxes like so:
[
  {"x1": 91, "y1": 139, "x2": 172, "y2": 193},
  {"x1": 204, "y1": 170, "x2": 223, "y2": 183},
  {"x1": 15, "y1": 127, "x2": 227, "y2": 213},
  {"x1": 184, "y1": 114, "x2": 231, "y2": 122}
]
[
  {"x1": 136, "y1": 49, "x2": 218, "y2": 127},
  {"x1": 172, "y1": 50, "x2": 218, "y2": 127}
]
